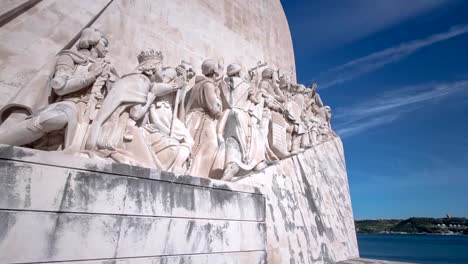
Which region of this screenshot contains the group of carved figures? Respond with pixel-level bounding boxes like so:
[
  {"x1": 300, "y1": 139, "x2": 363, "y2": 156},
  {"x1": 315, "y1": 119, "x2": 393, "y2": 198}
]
[{"x1": 0, "y1": 28, "x2": 335, "y2": 181}]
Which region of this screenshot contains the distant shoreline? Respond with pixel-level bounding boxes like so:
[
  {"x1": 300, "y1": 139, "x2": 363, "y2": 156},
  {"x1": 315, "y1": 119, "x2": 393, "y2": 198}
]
[
  {"x1": 355, "y1": 217, "x2": 468, "y2": 236},
  {"x1": 357, "y1": 232, "x2": 468, "y2": 236}
]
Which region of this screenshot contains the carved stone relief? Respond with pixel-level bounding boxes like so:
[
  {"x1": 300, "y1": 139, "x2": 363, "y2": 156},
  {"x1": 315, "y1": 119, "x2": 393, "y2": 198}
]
[{"x1": 0, "y1": 27, "x2": 337, "y2": 181}]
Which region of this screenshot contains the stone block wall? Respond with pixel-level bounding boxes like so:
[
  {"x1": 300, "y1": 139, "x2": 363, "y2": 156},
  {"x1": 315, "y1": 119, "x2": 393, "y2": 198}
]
[
  {"x1": 0, "y1": 137, "x2": 359, "y2": 264},
  {"x1": 0, "y1": 145, "x2": 267, "y2": 263},
  {"x1": 239, "y1": 138, "x2": 360, "y2": 263}
]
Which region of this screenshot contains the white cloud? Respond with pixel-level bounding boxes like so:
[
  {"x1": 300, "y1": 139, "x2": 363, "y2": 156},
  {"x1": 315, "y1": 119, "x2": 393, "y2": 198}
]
[
  {"x1": 316, "y1": 25, "x2": 468, "y2": 89},
  {"x1": 336, "y1": 114, "x2": 401, "y2": 138},
  {"x1": 334, "y1": 80, "x2": 468, "y2": 137}
]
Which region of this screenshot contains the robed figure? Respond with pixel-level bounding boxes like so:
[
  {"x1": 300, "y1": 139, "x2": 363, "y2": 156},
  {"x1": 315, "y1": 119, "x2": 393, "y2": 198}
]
[
  {"x1": 184, "y1": 59, "x2": 224, "y2": 178},
  {"x1": 217, "y1": 63, "x2": 267, "y2": 181},
  {"x1": 84, "y1": 50, "x2": 192, "y2": 174}
]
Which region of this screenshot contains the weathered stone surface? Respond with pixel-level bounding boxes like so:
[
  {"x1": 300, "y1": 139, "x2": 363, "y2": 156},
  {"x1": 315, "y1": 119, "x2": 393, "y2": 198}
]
[
  {"x1": 0, "y1": 0, "x2": 295, "y2": 107},
  {"x1": 0, "y1": 211, "x2": 265, "y2": 263},
  {"x1": 0, "y1": 144, "x2": 261, "y2": 194},
  {"x1": 0, "y1": 160, "x2": 264, "y2": 221},
  {"x1": 238, "y1": 137, "x2": 359, "y2": 263},
  {"x1": 93, "y1": 0, "x2": 295, "y2": 81},
  {"x1": 0, "y1": 145, "x2": 266, "y2": 263},
  {"x1": 50, "y1": 251, "x2": 267, "y2": 264},
  {"x1": 0, "y1": 136, "x2": 358, "y2": 264},
  {"x1": 0, "y1": 0, "x2": 31, "y2": 17}
]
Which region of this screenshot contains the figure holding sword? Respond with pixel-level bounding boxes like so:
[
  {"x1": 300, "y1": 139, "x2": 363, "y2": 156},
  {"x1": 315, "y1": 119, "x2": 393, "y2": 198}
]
[{"x1": 148, "y1": 63, "x2": 194, "y2": 151}]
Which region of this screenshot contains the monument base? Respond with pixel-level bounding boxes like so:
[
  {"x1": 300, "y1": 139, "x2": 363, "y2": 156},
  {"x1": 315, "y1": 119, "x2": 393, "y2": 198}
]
[
  {"x1": 0, "y1": 138, "x2": 358, "y2": 263},
  {"x1": 0, "y1": 144, "x2": 266, "y2": 263}
]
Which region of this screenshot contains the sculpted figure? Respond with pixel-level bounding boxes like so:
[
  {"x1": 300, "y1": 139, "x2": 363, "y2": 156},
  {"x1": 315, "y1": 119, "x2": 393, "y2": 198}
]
[
  {"x1": 217, "y1": 63, "x2": 267, "y2": 181},
  {"x1": 84, "y1": 50, "x2": 191, "y2": 174},
  {"x1": 277, "y1": 68, "x2": 294, "y2": 94},
  {"x1": 148, "y1": 66, "x2": 194, "y2": 150},
  {"x1": 245, "y1": 61, "x2": 268, "y2": 87},
  {"x1": 83, "y1": 50, "x2": 160, "y2": 166},
  {"x1": 318, "y1": 106, "x2": 336, "y2": 141},
  {"x1": 301, "y1": 108, "x2": 320, "y2": 147},
  {"x1": 301, "y1": 84, "x2": 324, "y2": 145},
  {"x1": 0, "y1": 23, "x2": 337, "y2": 180},
  {"x1": 259, "y1": 68, "x2": 286, "y2": 104},
  {"x1": 184, "y1": 59, "x2": 224, "y2": 178},
  {"x1": 259, "y1": 68, "x2": 307, "y2": 156},
  {"x1": 257, "y1": 68, "x2": 290, "y2": 159},
  {"x1": 0, "y1": 28, "x2": 115, "y2": 151},
  {"x1": 283, "y1": 83, "x2": 307, "y2": 155},
  {"x1": 305, "y1": 83, "x2": 324, "y2": 114}
]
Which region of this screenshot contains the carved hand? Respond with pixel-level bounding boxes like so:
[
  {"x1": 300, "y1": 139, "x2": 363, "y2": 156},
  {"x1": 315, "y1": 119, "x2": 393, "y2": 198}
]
[
  {"x1": 146, "y1": 92, "x2": 156, "y2": 105},
  {"x1": 176, "y1": 66, "x2": 187, "y2": 78},
  {"x1": 217, "y1": 134, "x2": 225, "y2": 145},
  {"x1": 249, "y1": 94, "x2": 260, "y2": 104},
  {"x1": 173, "y1": 76, "x2": 186, "y2": 89},
  {"x1": 88, "y1": 62, "x2": 104, "y2": 77}
]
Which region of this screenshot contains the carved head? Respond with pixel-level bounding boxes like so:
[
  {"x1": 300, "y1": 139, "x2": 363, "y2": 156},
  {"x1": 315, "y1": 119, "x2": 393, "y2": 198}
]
[
  {"x1": 177, "y1": 60, "x2": 195, "y2": 80},
  {"x1": 226, "y1": 63, "x2": 242, "y2": 77},
  {"x1": 277, "y1": 68, "x2": 291, "y2": 84},
  {"x1": 76, "y1": 28, "x2": 109, "y2": 59},
  {"x1": 261, "y1": 68, "x2": 274, "y2": 80},
  {"x1": 295, "y1": 84, "x2": 306, "y2": 94},
  {"x1": 201, "y1": 59, "x2": 218, "y2": 77},
  {"x1": 309, "y1": 83, "x2": 318, "y2": 95},
  {"x1": 161, "y1": 67, "x2": 177, "y2": 83},
  {"x1": 137, "y1": 49, "x2": 164, "y2": 78},
  {"x1": 323, "y1": 106, "x2": 332, "y2": 119}
]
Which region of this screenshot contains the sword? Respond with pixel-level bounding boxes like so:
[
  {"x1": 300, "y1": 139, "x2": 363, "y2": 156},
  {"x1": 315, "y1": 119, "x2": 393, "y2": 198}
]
[
  {"x1": 169, "y1": 76, "x2": 185, "y2": 137},
  {"x1": 170, "y1": 91, "x2": 180, "y2": 138}
]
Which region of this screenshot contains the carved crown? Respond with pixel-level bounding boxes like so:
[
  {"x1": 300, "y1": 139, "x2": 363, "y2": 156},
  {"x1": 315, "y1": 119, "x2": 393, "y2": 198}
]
[{"x1": 137, "y1": 49, "x2": 163, "y2": 64}]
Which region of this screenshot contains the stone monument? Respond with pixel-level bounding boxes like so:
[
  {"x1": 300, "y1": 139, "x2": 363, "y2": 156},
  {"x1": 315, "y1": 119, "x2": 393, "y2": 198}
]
[{"x1": 0, "y1": 0, "x2": 358, "y2": 263}]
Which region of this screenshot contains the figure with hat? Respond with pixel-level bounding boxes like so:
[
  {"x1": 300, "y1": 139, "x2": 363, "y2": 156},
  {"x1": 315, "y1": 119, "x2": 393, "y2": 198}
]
[
  {"x1": 216, "y1": 63, "x2": 268, "y2": 181},
  {"x1": 184, "y1": 58, "x2": 224, "y2": 178},
  {"x1": 0, "y1": 27, "x2": 116, "y2": 151}
]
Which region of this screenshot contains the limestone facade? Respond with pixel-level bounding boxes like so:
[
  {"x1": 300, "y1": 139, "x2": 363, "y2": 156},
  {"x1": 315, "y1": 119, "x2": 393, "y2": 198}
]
[
  {"x1": 0, "y1": 138, "x2": 359, "y2": 263},
  {"x1": 0, "y1": 0, "x2": 295, "y2": 107},
  {"x1": 0, "y1": 1, "x2": 359, "y2": 263},
  {"x1": 239, "y1": 138, "x2": 359, "y2": 263},
  {"x1": 0, "y1": 144, "x2": 266, "y2": 263}
]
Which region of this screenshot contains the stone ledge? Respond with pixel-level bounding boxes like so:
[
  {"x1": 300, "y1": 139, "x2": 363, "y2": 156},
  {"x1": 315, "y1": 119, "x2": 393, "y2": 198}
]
[
  {"x1": 29, "y1": 250, "x2": 268, "y2": 264},
  {"x1": 338, "y1": 258, "x2": 414, "y2": 264},
  {"x1": 0, "y1": 210, "x2": 266, "y2": 263},
  {"x1": 0, "y1": 144, "x2": 267, "y2": 263},
  {"x1": 0, "y1": 144, "x2": 262, "y2": 195}
]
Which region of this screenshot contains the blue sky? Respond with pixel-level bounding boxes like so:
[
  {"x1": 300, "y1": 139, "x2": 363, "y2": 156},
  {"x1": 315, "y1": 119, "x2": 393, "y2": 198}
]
[{"x1": 282, "y1": 0, "x2": 468, "y2": 219}]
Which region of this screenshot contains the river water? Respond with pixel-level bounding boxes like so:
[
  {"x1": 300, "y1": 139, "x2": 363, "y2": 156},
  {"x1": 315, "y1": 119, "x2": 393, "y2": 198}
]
[{"x1": 358, "y1": 234, "x2": 468, "y2": 264}]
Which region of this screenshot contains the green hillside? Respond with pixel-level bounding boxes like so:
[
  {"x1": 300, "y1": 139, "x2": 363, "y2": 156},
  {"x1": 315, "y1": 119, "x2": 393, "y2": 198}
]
[{"x1": 355, "y1": 217, "x2": 468, "y2": 235}]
